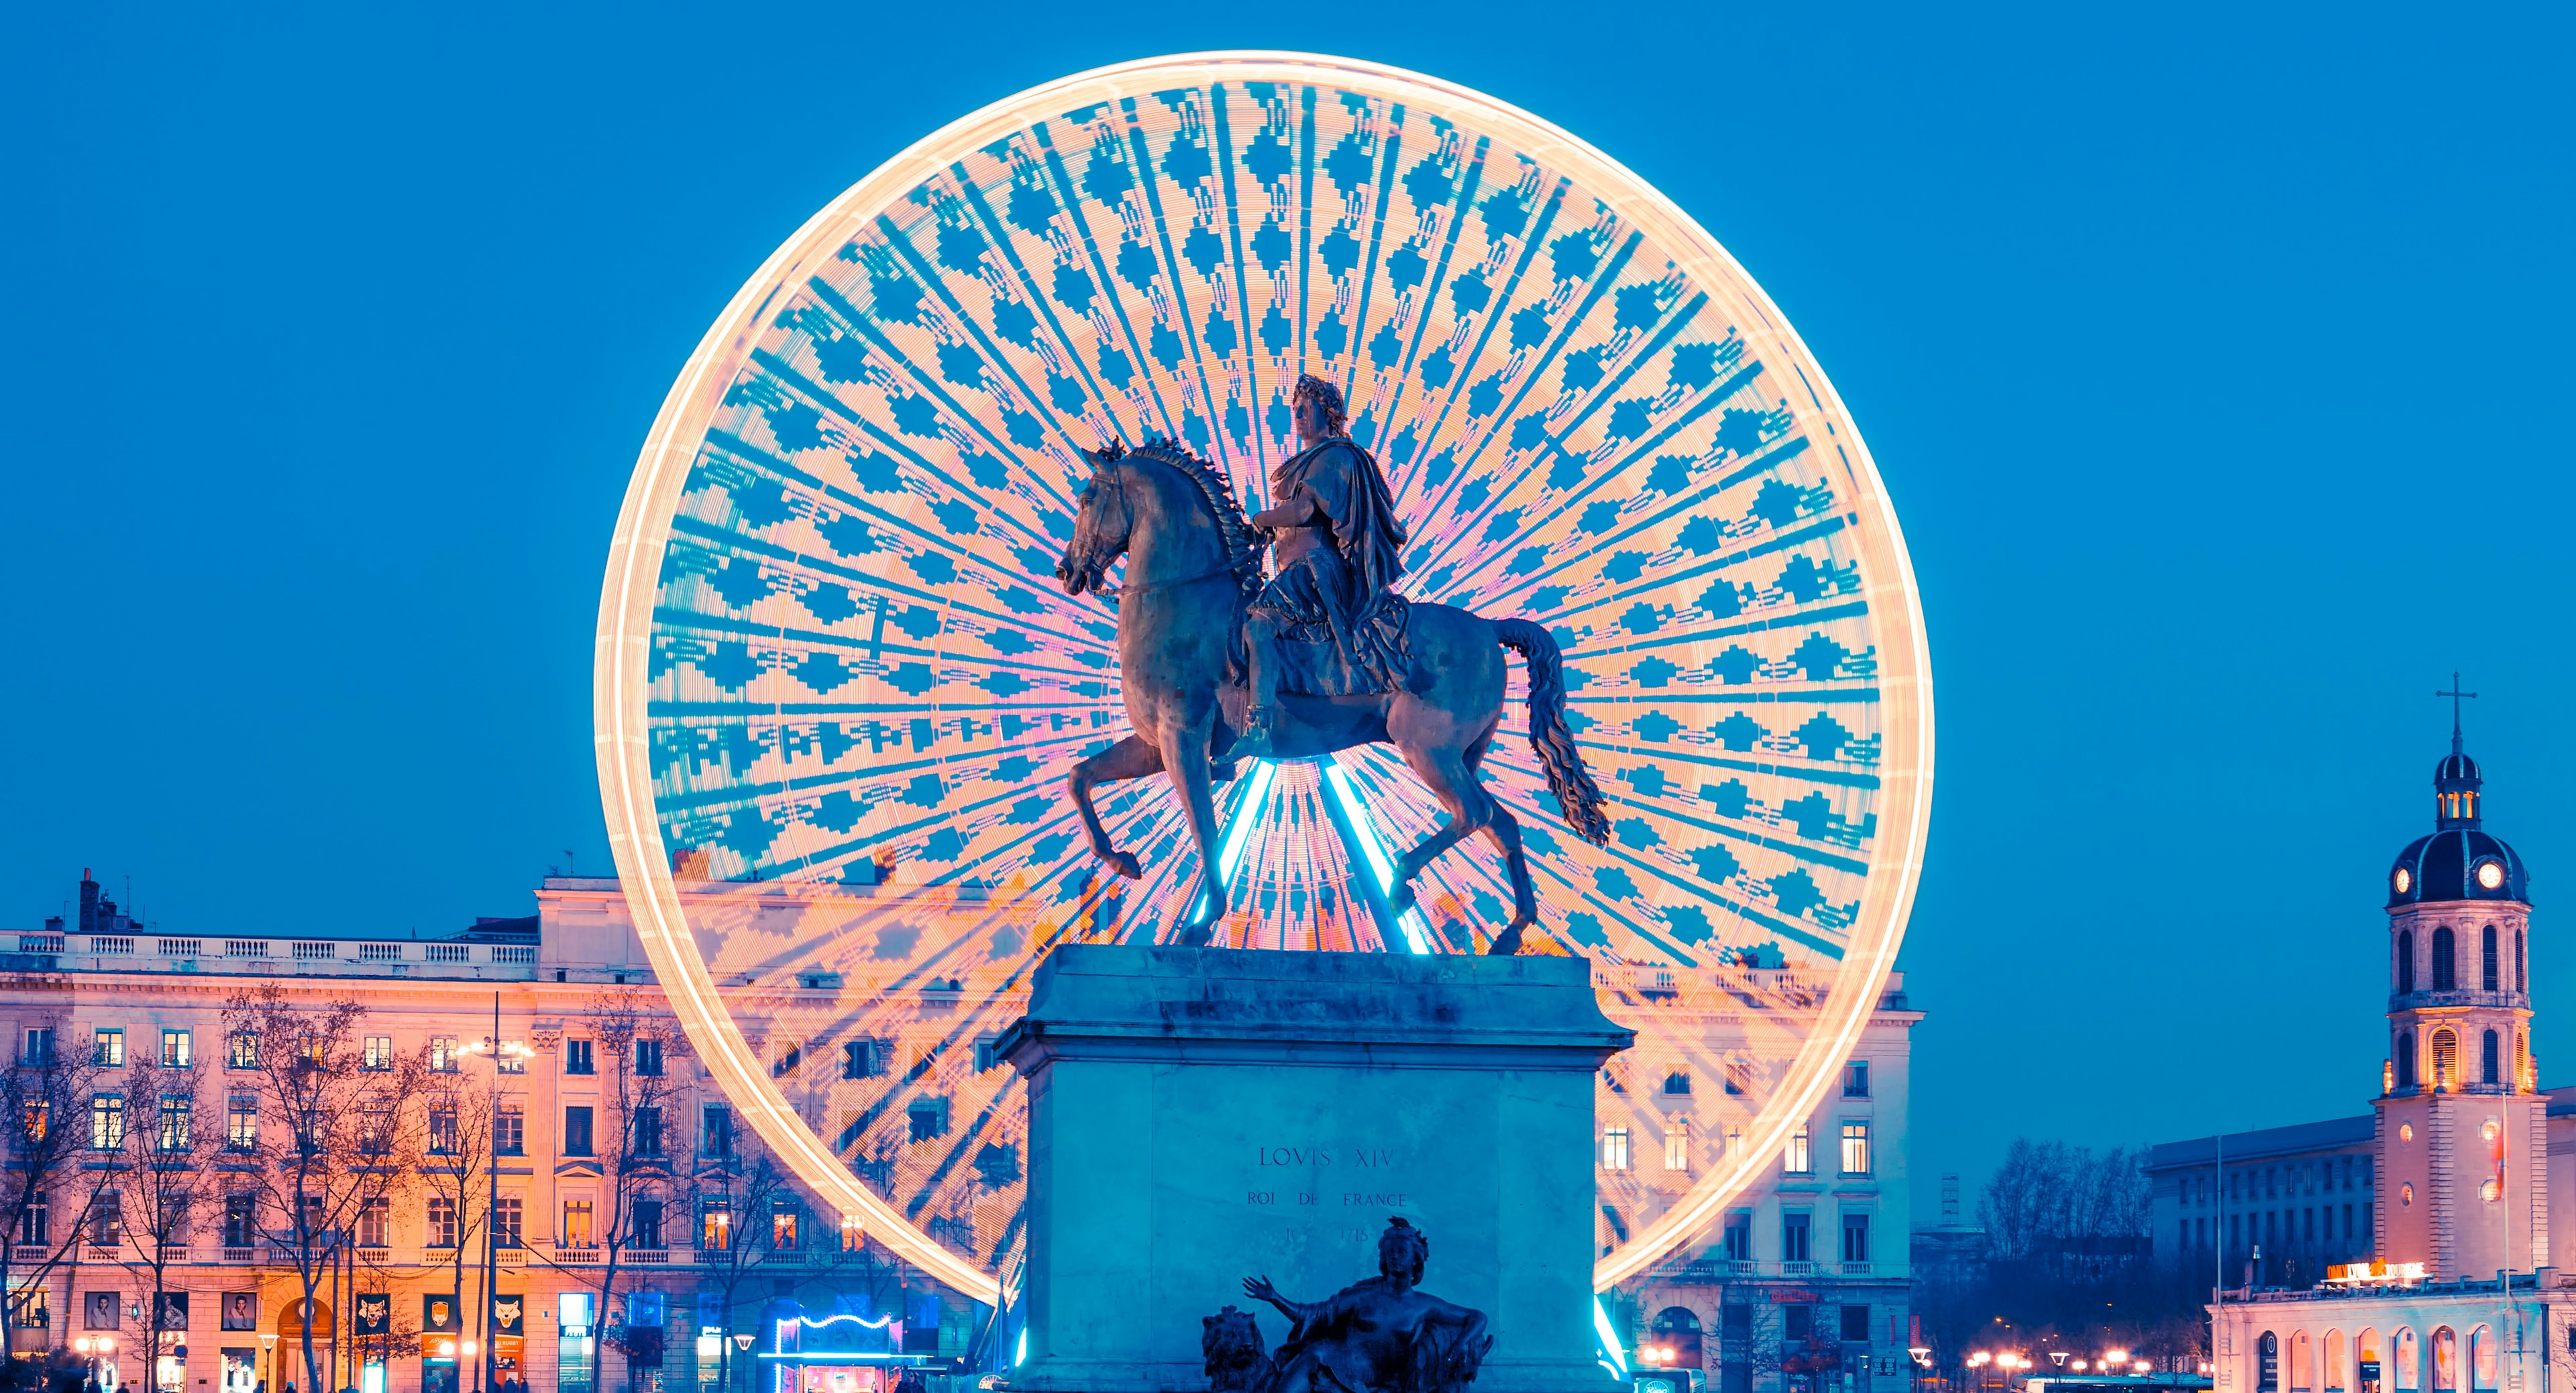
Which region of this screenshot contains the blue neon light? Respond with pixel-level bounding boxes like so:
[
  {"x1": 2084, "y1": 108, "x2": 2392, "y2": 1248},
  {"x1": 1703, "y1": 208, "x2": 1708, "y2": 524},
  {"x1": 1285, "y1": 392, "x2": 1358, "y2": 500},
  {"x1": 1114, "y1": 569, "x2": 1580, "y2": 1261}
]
[
  {"x1": 1593, "y1": 1297, "x2": 1629, "y2": 1376},
  {"x1": 1324, "y1": 764, "x2": 1432, "y2": 953},
  {"x1": 1196, "y1": 760, "x2": 1278, "y2": 921}
]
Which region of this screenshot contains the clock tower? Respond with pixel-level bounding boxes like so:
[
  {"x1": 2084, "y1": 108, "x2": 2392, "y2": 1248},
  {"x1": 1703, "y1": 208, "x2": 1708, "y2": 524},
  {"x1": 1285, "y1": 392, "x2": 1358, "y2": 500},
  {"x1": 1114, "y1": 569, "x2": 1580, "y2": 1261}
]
[{"x1": 2371, "y1": 709, "x2": 2540, "y2": 1278}]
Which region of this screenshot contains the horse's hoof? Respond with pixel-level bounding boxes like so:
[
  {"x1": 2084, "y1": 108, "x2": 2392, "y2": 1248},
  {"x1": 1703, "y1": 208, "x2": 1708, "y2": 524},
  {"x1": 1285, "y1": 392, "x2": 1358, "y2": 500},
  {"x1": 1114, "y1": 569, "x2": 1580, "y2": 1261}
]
[
  {"x1": 1106, "y1": 851, "x2": 1143, "y2": 880},
  {"x1": 1487, "y1": 924, "x2": 1527, "y2": 956},
  {"x1": 1172, "y1": 923, "x2": 1216, "y2": 948},
  {"x1": 1389, "y1": 882, "x2": 1417, "y2": 913}
]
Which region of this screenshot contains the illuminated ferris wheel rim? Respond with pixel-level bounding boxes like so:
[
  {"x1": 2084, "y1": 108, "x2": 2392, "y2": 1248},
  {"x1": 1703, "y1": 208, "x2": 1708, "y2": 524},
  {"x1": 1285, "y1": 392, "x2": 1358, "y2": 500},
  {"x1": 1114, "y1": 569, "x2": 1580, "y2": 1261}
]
[{"x1": 594, "y1": 50, "x2": 1935, "y2": 1304}]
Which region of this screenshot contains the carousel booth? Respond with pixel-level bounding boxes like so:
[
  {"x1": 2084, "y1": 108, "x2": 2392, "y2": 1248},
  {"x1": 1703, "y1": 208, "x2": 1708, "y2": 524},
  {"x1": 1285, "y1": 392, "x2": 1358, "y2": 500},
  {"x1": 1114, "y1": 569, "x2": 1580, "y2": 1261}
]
[{"x1": 763, "y1": 1305, "x2": 916, "y2": 1393}]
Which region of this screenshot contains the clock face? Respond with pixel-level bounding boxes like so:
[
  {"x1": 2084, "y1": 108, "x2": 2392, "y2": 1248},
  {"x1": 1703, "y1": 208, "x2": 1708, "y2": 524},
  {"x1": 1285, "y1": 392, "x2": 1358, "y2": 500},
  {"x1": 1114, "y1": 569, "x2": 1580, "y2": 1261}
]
[
  {"x1": 2394, "y1": 866, "x2": 2414, "y2": 895},
  {"x1": 2400, "y1": 1123, "x2": 2413, "y2": 1143},
  {"x1": 2478, "y1": 860, "x2": 2508, "y2": 891}
]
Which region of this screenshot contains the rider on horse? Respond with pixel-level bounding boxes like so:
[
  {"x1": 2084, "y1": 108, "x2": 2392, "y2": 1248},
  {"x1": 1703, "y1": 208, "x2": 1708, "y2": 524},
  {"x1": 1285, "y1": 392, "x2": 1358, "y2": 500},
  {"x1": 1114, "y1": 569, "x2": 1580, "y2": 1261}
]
[{"x1": 1231, "y1": 374, "x2": 1410, "y2": 759}]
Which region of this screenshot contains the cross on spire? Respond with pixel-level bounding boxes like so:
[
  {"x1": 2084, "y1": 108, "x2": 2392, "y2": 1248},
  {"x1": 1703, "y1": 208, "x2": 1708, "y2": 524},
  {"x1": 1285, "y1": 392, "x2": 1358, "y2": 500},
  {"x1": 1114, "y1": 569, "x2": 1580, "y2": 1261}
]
[{"x1": 2436, "y1": 672, "x2": 2477, "y2": 755}]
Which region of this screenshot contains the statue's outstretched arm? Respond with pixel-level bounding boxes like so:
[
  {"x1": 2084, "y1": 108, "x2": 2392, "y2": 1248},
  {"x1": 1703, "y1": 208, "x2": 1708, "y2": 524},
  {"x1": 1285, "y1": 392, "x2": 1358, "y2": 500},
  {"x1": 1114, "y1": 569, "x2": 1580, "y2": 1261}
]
[{"x1": 1241, "y1": 1275, "x2": 1318, "y2": 1325}]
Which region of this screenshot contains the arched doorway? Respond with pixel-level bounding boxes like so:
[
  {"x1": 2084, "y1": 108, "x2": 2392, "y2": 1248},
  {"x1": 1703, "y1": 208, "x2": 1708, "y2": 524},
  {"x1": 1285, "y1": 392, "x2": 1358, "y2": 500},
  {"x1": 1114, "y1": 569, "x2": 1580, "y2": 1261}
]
[
  {"x1": 1649, "y1": 1307, "x2": 1705, "y2": 1371},
  {"x1": 274, "y1": 1300, "x2": 335, "y2": 1393}
]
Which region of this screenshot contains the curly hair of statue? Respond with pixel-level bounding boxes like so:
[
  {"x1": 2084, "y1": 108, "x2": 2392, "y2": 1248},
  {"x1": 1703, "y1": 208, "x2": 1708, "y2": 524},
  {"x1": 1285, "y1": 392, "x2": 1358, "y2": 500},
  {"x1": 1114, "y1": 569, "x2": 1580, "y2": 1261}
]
[{"x1": 1291, "y1": 372, "x2": 1350, "y2": 437}]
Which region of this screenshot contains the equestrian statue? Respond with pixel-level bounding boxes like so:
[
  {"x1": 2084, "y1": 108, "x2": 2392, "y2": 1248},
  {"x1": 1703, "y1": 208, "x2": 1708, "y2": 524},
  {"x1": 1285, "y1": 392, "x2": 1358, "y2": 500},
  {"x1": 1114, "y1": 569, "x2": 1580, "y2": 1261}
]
[{"x1": 1053, "y1": 373, "x2": 1610, "y2": 953}]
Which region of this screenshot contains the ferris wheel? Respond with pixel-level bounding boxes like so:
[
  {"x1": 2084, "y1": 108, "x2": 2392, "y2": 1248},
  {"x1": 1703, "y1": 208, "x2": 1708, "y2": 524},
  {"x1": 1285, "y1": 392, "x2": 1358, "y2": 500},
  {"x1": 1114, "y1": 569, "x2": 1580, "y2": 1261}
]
[{"x1": 596, "y1": 52, "x2": 1932, "y2": 1310}]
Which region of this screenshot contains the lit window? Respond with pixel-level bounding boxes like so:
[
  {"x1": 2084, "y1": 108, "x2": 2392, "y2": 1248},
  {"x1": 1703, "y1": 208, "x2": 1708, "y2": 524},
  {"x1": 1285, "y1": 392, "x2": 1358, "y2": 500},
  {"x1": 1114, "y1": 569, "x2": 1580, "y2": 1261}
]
[
  {"x1": 225, "y1": 1032, "x2": 257, "y2": 1070},
  {"x1": 771, "y1": 1203, "x2": 800, "y2": 1251},
  {"x1": 160, "y1": 1031, "x2": 191, "y2": 1068},
  {"x1": 1603, "y1": 1127, "x2": 1631, "y2": 1171},
  {"x1": 561, "y1": 1198, "x2": 595, "y2": 1248},
  {"x1": 91, "y1": 1094, "x2": 125, "y2": 1151},
  {"x1": 700, "y1": 1202, "x2": 732, "y2": 1251},
  {"x1": 1664, "y1": 1123, "x2": 1690, "y2": 1172},
  {"x1": 156, "y1": 1095, "x2": 192, "y2": 1153},
  {"x1": 429, "y1": 1037, "x2": 459, "y2": 1072},
  {"x1": 95, "y1": 1030, "x2": 124, "y2": 1068},
  {"x1": 362, "y1": 1037, "x2": 392, "y2": 1072},
  {"x1": 225, "y1": 1096, "x2": 257, "y2": 1153},
  {"x1": 1839, "y1": 1123, "x2": 1872, "y2": 1176},
  {"x1": 1783, "y1": 1123, "x2": 1811, "y2": 1175}
]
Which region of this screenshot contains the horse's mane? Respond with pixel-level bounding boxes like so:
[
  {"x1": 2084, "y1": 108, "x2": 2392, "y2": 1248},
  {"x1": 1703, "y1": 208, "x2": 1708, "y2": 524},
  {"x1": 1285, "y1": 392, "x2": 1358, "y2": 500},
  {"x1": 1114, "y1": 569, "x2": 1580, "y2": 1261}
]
[{"x1": 1109, "y1": 437, "x2": 1264, "y2": 597}]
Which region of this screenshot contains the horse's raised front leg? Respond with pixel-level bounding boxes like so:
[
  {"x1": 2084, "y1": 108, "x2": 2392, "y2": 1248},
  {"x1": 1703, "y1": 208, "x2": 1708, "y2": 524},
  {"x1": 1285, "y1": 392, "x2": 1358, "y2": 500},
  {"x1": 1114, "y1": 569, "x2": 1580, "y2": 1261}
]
[
  {"x1": 1158, "y1": 721, "x2": 1226, "y2": 947},
  {"x1": 1066, "y1": 734, "x2": 1164, "y2": 881}
]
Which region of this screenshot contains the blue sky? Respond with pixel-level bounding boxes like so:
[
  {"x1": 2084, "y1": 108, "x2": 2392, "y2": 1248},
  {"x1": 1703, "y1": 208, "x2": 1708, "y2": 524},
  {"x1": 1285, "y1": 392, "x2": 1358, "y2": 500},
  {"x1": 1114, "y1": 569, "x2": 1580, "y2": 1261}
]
[{"x1": 5, "y1": 1, "x2": 2569, "y2": 1208}]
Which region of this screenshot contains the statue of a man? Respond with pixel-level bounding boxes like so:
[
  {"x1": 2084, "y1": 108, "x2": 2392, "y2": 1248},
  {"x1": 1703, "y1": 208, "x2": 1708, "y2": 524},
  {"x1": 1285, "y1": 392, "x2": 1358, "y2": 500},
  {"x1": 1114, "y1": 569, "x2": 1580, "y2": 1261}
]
[
  {"x1": 1230, "y1": 374, "x2": 1410, "y2": 760},
  {"x1": 1240, "y1": 1217, "x2": 1491, "y2": 1393}
]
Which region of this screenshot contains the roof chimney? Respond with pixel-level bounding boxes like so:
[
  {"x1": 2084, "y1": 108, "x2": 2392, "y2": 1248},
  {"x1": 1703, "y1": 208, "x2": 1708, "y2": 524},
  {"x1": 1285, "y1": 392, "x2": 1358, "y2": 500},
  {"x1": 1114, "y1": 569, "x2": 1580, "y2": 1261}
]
[{"x1": 78, "y1": 871, "x2": 100, "y2": 936}]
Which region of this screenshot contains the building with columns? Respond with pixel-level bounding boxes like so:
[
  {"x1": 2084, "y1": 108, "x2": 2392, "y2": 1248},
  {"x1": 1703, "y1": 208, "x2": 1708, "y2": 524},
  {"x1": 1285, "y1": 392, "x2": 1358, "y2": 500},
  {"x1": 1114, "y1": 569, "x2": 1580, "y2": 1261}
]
[
  {"x1": 0, "y1": 872, "x2": 1007, "y2": 1393},
  {"x1": 2147, "y1": 725, "x2": 2576, "y2": 1393},
  {"x1": 1, "y1": 868, "x2": 1919, "y2": 1393}
]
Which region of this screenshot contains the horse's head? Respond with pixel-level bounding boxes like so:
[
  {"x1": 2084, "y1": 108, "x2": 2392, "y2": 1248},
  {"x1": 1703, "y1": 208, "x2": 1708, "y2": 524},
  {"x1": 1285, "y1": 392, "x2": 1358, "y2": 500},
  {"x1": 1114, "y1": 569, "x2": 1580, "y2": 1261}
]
[{"x1": 1055, "y1": 441, "x2": 1131, "y2": 597}]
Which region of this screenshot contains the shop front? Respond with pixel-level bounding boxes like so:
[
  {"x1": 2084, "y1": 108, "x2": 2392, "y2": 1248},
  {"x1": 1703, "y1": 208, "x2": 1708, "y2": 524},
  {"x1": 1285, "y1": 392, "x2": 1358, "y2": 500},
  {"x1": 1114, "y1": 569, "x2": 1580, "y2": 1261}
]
[
  {"x1": 761, "y1": 1310, "x2": 913, "y2": 1393},
  {"x1": 423, "y1": 1294, "x2": 464, "y2": 1393}
]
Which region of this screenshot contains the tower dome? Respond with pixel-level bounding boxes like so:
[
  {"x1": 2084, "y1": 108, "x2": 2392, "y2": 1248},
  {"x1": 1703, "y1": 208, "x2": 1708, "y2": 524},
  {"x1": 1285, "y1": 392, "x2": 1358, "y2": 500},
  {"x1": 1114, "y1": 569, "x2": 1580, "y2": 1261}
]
[{"x1": 2389, "y1": 686, "x2": 2528, "y2": 906}]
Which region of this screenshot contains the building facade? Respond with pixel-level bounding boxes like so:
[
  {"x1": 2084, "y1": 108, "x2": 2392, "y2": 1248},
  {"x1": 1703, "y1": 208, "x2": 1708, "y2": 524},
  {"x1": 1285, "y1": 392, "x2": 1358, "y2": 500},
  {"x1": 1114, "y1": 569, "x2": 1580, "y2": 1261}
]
[
  {"x1": 2147, "y1": 1117, "x2": 2377, "y2": 1292},
  {"x1": 1603, "y1": 967, "x2": 1921, "y2": 1393},
  {"x1": 2173, "y1": 730, "x2": 2576, "y2": 1393},
  {"x1": 0, "y1": 874, "x2": 1008, "y2": 1393},
  {"x1": 3, "y1": 871, "x2": 1915, "y2": 1393}
]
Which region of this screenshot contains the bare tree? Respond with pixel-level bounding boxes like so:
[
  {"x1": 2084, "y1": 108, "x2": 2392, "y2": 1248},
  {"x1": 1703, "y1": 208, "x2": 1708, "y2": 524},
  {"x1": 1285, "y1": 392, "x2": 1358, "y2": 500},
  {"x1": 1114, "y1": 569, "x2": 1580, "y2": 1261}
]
[
  {"x1": 417, "y1": 1068, "x2": 494, "y2": 1338},
  {"x1": 221, "y1": 987, "x2": 427, "y2": 1393},
  {"x1": 109, "y1": 1047, "x2": 206, "y2": 1393},
  {"x1": 682, "y1": 1116, "x2": 794, "y2": 1393},
  {"x1": 0, "y1": 1014, "x2": 109, "y2": 1359},
  {"x1": 560, "y1": 1000, "x2": 691, "y2": 1393}
]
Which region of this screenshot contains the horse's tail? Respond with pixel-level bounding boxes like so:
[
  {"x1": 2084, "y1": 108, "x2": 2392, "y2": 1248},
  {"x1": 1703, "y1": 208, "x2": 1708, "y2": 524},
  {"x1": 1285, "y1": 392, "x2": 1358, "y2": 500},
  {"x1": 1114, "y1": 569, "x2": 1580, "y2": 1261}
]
[{"x1": 1493, "y1": 617, "x2": 1610, "y2": 846}]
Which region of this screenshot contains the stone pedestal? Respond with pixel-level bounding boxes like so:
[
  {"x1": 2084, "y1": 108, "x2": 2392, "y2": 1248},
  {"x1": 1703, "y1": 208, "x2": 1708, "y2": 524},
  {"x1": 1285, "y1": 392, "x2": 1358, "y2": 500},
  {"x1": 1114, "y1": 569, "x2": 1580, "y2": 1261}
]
[{"x1": 996, "y1": 945, "x2": 1632, "y2": 1393}]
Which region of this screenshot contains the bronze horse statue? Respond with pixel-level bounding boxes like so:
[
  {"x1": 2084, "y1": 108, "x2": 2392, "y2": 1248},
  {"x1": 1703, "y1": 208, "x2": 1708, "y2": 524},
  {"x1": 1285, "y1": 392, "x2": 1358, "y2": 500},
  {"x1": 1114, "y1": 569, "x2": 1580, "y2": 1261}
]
[{"x1": 1053, "y1": 438, "x2": 1609, "y2": 953}]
